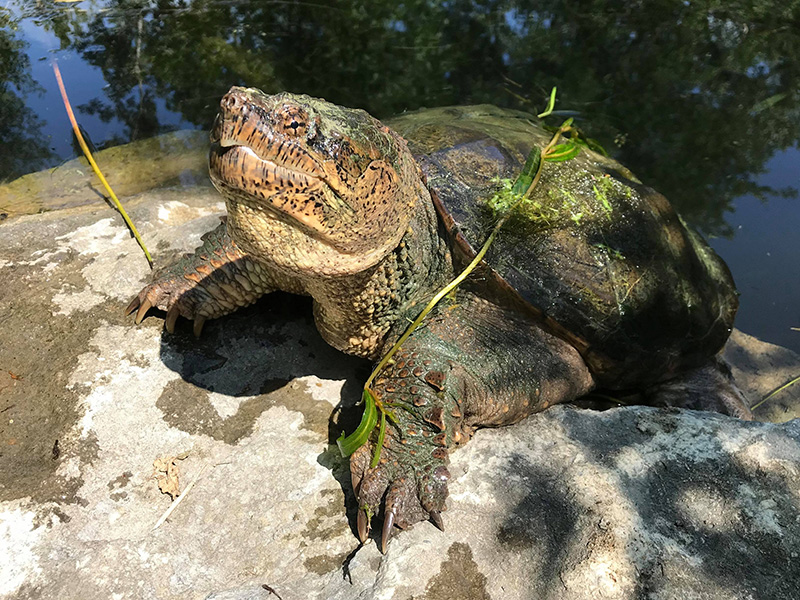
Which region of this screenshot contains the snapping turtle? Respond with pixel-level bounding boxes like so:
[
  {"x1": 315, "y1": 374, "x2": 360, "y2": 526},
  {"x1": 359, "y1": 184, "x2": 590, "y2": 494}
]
[{"x1": 128, "y1": 87, "x2": 749, "y2": 550}]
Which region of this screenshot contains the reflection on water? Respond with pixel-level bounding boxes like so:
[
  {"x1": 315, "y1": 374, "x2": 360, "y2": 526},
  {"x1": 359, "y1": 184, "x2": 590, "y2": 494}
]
[
  {"x1": 709, "y1": 149, "x2": 800, "y2": 353},
  {"x1": 0, "y1": 7, "x2": 54, "y2": 180},
  {"x1": 1, "y1": 0, "x2": 798, "y2": 351}
]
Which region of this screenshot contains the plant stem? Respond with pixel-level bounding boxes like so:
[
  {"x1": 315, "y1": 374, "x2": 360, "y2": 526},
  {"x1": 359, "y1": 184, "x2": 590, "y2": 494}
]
[
  {"x1": 751, "y1": 374, "x2": 800, "y2": 411},
  {"x1": 53, "y1": 62, "x2": 153, "y2": 268},
  {"x1": 364, "y1": 123, "x2": 569, "y2": 393}
]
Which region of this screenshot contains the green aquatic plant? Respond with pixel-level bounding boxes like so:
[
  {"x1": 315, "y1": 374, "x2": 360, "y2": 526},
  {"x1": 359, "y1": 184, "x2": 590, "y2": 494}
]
[
  {"x1": 537, "y1": 87, "x2": 558, "y2": 118},
  {"x1": 593, "y1": 243, "x2": 625, "y2": 261},
  {"x1": 485, "y1": 173, "x2": 558, "y2": 231},
  {"x1": 338, "y1": 88, "x2": 588, "y2": 465},
  {"x1": 592, "y1": 180, "x2": 614, "y2": 214}
]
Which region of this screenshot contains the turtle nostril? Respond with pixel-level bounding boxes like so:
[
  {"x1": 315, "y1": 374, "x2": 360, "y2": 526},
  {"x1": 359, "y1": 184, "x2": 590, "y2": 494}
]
[
  {"x1": 221, "y1": 89, "x2": 245, "y2": 112},
  {"x1": 222, "y1": 95, "x2": 235, "y2": 110}
]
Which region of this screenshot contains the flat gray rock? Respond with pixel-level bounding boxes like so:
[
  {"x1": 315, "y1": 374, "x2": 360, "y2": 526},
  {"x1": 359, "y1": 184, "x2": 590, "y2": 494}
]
[{"x1": 1, "y1": 144, "x2": 799, "y2": 599}]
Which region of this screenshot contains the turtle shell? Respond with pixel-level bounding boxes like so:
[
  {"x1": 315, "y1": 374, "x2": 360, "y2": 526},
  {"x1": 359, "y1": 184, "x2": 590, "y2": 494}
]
[{"x1": 387, "y1": 106, "x2": 737, "y2": 389}]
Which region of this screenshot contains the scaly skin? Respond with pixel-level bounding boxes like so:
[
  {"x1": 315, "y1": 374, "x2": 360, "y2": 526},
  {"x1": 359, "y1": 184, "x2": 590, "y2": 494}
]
[
  {"x1": 130, "y1": 87, "x2": 749, "y2": 551},
  {"x1": 350, "y1": 292, "x2": 593, "y2": 549},
  {"x1": 126, "y1": 222, "x2": 285, "y2": 335}
]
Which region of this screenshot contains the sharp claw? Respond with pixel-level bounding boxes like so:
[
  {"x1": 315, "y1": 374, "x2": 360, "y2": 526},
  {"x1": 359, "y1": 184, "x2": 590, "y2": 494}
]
[
  {"x1": 381, "y1": 509, "x2": 395, "y2": 554},
  {"x1": 193, "y1": 316, "x2": 206, "y2": 338},
  {"x1": 430, "y1": 510, "x2": 445, "y2": 532},
  {"x1": 134, "y1": 299, "x2": 152, "y2": 324},
  {"x1": 165, "y1": 305, "x2": 180, "y2": 334},
  {"x1": 125, "y1": 296, "x2": 141, "y2": 316},
  {"x1": 357, "y1": 509, "x2": 370, "y2": 543}
]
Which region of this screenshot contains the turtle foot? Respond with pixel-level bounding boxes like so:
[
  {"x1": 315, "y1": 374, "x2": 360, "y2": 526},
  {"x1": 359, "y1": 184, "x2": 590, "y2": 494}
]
[
  {"x1": 347, "y1": 348, "x2": 466, "y2": 551},
  {"x1": 126, "y1": 222, "x2": 275, "y2": 334},
  {"x1": 646, "y1": 356, "x2": 753, "y2": 420},
  {"x1": 350, "y1": 435, "x2": 451, "y2": 553},
  {"x1": 126, "y1": 273, "x2": 210, "y2": 335}
]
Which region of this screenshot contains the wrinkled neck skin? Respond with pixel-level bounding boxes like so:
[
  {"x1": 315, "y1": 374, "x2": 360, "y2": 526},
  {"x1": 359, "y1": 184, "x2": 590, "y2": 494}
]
[
  {"x1": 209, "y1": 87, "x2": 452, "y2": 359},
  {"x1": 307, "y1": 186, "x2": 452, "y2": 359}
]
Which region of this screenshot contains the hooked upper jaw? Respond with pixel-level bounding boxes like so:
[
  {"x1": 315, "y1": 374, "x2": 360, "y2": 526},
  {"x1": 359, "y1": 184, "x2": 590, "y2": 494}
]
[
  {"x1": 210, "y1": 87, "x2": 330, "y2": 185},
  {"x1": 207, "y1": 86, "x2": 423, "y2": 277}
]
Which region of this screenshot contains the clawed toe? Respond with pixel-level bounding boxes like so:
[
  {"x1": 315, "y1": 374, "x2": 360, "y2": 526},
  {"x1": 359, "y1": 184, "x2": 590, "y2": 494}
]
[
  {"x1": 193, "y1": 316, "x2": 206, "y2": 337},
  {"x1": 381, "y1": 507, "x2": 396, "y2": 554},
  {"x1": 126, "y1": 278, "x2": 209, "y2": 336},
  {"x1": 357, "y1": 508, "x2": 370, "y2": 543},
  {"x1": 134, "y1": 299, "x2": 152, "y2": 324},
  {"x1": 125, "y1": 293, "x2": 154, "y2": 324},
  {"x1": 165, "y1": 304, "x2": 180, "y2": 333},
  {"x1": 429, "y1": 510, "x2": 444, "y2": 531},
  {"x1": 125, "y1": 296, "x2": 141, "y2": 316},
  {"x1": 351, "y1": 444, "x2": 449, "y2": 552}
]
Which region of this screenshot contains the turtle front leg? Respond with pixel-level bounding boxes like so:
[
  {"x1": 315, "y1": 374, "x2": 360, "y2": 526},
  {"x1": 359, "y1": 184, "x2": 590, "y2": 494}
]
[
  {"x1": 350, "y1": 294, "x2": 594, "y2": 550},
  {"x1": 127, "y1": 221, "x2": 279, "y2": 335}
]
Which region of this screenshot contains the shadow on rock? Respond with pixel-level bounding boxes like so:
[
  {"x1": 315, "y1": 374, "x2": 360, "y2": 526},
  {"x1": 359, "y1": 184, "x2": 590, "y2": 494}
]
[
  {"x1": 149, "y1": 288, "x2": 369, "y2": 541},
  {"x1": 509, "y1": 407, "x2": 800, "y2": 599},
  {"x1": 151, "y1": 290, "x2": 367, "y2": 443}
]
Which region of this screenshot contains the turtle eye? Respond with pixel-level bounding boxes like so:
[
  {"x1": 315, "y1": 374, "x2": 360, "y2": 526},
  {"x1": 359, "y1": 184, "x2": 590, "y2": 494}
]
[{"x1": 280, "y1": 105, "x2": 309, "y2": 137}]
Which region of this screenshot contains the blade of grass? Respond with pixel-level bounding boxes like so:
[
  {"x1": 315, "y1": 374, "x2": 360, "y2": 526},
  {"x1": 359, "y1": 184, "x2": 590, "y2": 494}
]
[
  {"x1": 750, "y1": 374, "x2": 800, "y2": 411},
  {"x1": 337, "y1": 388, "x2": 378, "y2": 457},
  {"x1": 370, "y1": 409, "x2": 387, "y2": 468},
  {"x1": 53, "y1": 62, "x2": 153, "y2": 268}
]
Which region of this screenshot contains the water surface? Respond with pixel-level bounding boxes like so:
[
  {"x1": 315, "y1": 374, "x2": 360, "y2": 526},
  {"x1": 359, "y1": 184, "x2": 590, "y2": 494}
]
[{"x1": 1, "y1": 0, "x2": 798, "y2": 351}]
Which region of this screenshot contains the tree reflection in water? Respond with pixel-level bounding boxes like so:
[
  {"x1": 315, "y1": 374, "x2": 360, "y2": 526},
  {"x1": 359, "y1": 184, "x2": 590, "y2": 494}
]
[{"x1": 2, "y1": 0, "x2": 799, "y2": 237}]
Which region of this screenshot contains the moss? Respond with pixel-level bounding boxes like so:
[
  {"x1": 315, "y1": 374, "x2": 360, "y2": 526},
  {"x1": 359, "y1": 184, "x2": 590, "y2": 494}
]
[{"x1": 481, "y1": 177, "x2": 557, "y2": 236}]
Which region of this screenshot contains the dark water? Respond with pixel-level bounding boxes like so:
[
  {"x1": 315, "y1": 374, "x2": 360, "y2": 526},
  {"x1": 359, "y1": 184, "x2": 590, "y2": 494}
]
[{"x1": 2, "y1": 0, "x2": 798, "y2": 352}]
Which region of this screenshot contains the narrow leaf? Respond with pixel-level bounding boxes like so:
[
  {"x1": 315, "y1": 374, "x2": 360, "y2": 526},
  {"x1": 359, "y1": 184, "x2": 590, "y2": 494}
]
[
  {"x1": 751, "y1": 93, "x2": 787, "y2": 115},
  {"x1": 370, "y1": 410, "x2": 387, "y2": 468},
  {"x1": 511, "y1": 146, "x2": 542, "y2": 196},
  {"x1": 537, "y1": 87, "x2": 558, "y2": 118},
  {"x1": 584, "y1": 137, "x2": 609, "y2": 156},
  {"x1": 545, "y1": 142, "x2": 581, "y2": 162},
  {"x1": 53, "y1": 62, "x2": 153, "y2": 268},
  {"x1": 337, "y1": 388, "x2": 378, "y2": 457}
]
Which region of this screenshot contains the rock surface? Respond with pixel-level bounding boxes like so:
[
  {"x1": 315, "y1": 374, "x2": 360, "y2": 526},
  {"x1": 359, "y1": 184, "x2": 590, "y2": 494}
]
[
  {"x1": 1, "y1": 139, "x2": 799, "y2": 599},
  {"x1": 0, "y1": 130, "x2": 208, "y2": 218}
]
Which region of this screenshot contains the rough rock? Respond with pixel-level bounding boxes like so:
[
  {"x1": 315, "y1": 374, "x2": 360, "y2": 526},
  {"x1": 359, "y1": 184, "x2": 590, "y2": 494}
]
[
  {"x1": 1, "y1": 140, "x2": 799, "y2": 599},
  {"x1": 725, "y1": 329, "x2": 800, "y2": 423}
]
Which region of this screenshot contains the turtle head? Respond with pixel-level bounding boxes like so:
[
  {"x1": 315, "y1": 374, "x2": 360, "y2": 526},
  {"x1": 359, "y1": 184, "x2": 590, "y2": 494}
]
[{"x1": 209, "y1": 87, "x2": 423, "y2": 276}]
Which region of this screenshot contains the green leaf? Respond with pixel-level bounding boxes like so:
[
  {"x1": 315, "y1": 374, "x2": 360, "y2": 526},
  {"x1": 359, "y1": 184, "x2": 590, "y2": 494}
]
[
  {"x1": 537, "y1": 86, "x2": 558, "y2": 118},
  {"x1": 337, "y1": 388, "x2": 378, "y2": 457},
  {"x1": 545, "y1": 141, "x2": 581, "y2": 162},
  {"x1": 751, "y1": 93, "x2": 787, "y2": 115},
  {"x1": 583, "y1": 137, "x2": 609, "y2": 156},
  {"x1": 592, "y1": 184, "x2": 613, "y2": 213},
  {"x1": 511, "y1": 146, "x2": 542, "y2": 196}
]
